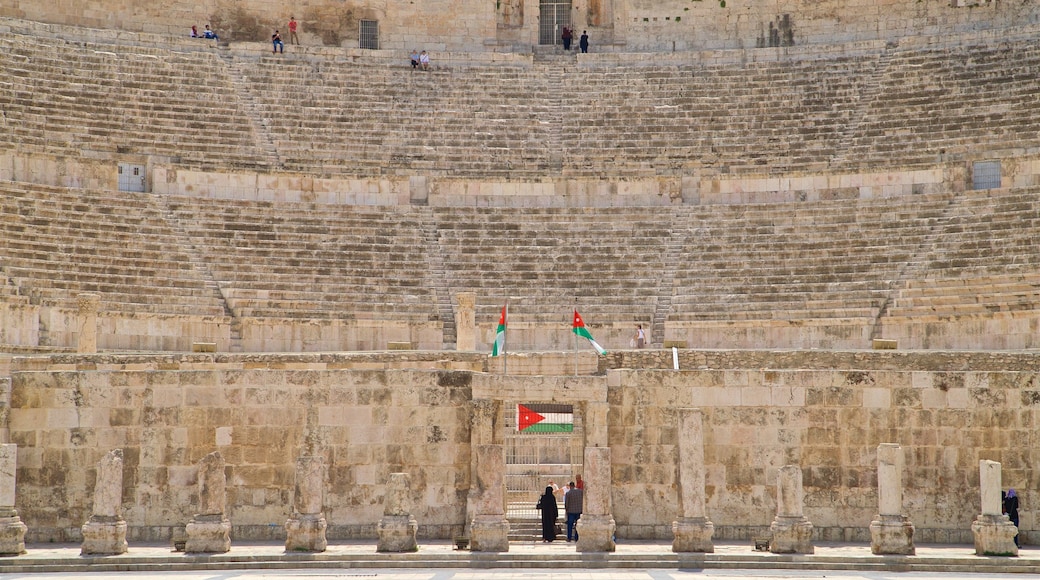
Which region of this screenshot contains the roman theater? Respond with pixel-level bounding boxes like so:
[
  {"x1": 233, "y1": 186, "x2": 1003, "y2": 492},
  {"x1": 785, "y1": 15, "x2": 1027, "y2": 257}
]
[{"x1": 0, "y1": 0, "x2": 1038, "y2": 558}]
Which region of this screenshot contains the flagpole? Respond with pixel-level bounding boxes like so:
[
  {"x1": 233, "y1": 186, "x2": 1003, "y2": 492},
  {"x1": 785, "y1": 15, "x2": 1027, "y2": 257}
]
[
  {"x1": 503, "y1": 301, "x2": 508, "y2": 376},
  {"x1": 573, "y1": 300, "x2": 578, "y2": 377}
]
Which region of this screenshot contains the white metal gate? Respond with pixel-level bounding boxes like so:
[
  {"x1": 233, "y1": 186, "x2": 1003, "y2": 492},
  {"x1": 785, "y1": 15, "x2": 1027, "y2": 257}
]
[
  {"x1": 117, "y1": 163, "x2": 146, "y2": 192},
  {"x1": 504, "y1": 402, "x2": 583, "y2": 520},
  {"x1": 539, "y1": 0, "x2": 572, "y2": 46}
]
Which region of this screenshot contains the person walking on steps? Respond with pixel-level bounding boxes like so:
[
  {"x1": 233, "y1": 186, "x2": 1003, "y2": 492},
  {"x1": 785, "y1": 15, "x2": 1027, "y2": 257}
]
[
  {"x1": 536, "y1": 485, "x2": 559, "y2": 542},
  {"x1": 579, "y1": 30, "x2": 589, "y2": 53},
  {"x1": 564, "y1": 481, "x2": 583, "y2": 542},
  {"x1": 562, "y1": 26, "x2": 573, "y2": 50}
]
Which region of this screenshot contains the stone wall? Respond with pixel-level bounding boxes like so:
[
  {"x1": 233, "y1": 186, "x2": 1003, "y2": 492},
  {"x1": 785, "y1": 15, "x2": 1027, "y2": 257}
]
[
  {"x1": 2, "y1": 0, "x2": 1037, "y2": 52},
  {"x1": 7, "y1": 365, "x2": 475, "y2": 541},
  {"x1": 609, "y1": 367, "x2": 1039, "y2": 544},
  {"x1": 4, "y1": 351, "x2": 1038, "y2": 544}
]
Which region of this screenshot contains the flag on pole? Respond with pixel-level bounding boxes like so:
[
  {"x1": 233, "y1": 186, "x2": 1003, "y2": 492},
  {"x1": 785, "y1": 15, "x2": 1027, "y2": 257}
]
[
  {"x1": 572, "y1": 309, "x2": 606, "y2": 355},
  {"x1": 491, "y1": 304, "x2": 507, "y2": 356},
  {"x1": 517, "y1": 403, "x2": 574, "y2": 432}
]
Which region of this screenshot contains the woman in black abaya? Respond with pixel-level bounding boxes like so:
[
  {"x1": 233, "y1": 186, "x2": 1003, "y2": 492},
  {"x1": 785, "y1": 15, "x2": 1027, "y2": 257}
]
[{"x1": 536, "y1": 485, "x2": 559, "y2": 542}]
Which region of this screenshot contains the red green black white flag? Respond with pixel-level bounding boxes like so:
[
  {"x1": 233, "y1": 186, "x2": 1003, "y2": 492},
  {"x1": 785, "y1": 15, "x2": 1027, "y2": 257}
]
[
  {"x1": 517, "y1": 403, "x2": 574, "y2": 432},
  {"x1": 572, "y1": 309, "x2": 606, "y2": 355},
  {"x1": 491, "y1": 304, "x2": 507, "y2": 356}
]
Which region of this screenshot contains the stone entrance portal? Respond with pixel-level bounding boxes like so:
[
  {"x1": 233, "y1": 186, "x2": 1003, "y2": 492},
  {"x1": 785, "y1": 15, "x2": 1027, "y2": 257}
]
[{"x1": 504, "y1": 402, "x2": 583, "y2": 541}]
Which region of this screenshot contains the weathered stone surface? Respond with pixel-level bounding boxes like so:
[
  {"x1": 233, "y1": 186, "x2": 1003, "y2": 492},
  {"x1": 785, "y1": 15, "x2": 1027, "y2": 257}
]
[
  {"x1": 469, "y1": 515, "x2": 509, "y2": 552},
  {"x1": 673, "y1": 408, "x2": 713, "y2": 553},
  {"x1": 972, "y1": 460, "x2": 1018, "y2": 557},
  {"x1": 576, "y1": 514, "x2": 616, "y2": 552},
  {"x1": 81, "y1": 449, "x2": 127, "y2": 555},
  {"x1": 0, "y1": 444, "x2": 16, "y2": 508},
  {"x1": 285, "y1": 456, "x2": 326, "y2": 552},
  {"x1": 871, "y1": 443, "x2": 914, "y2": 555},
  {"x1": 185, "y1": 452, "x2": 230, "y2": 553},
  {"x1": 284, "y1": 514, "x2": 327, "y2": 552},
  {"x1": 76, "y1": 293, "x2": 99, "y2": 355},
  {"x1": 770, "y1": 466, "x2": 813, "y2": 554},
  {"x1": 455, "y1": 292, "x2": 476, "y2": 352},
  {"x1": 377, "y1": 473, "x2": 418, "y2": 552},
  {"x1": 0, "y1": 514, "x2": 27, "y2": 556}
]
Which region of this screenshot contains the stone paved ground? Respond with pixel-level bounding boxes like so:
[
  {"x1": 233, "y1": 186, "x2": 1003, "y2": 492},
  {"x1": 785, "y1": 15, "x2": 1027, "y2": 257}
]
[{"x1": 2, "y1": 541, "x2": 1038, "y2": 576}]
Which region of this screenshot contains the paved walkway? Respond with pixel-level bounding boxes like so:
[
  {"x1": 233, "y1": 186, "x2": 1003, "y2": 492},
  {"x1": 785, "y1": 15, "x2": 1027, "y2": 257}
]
[{"x1": 1, "y1": 540, "x2": 1038, "y2": 575}]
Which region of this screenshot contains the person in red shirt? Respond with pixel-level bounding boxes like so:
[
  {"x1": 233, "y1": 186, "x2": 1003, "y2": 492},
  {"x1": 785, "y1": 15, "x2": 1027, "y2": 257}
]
[{"x1": 288, "y1": 16, "x2": 299, "y2": 45}]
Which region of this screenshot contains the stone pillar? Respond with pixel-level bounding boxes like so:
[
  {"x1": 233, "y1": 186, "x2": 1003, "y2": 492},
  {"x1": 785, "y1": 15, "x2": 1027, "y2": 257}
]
[
  {"x1": 455, "y1": 292, "x2": 476, "y2": 352},
  {"x1": 769, "y1": 465, "x2": 813, "y2": 554},
  {"x1": 76, "y1": 293, "x2": 100, "y2": 354},
  {"x1": 869, "y1": 443, "x2": 915, "y2": 555},
  {"x1": 377, "y1": 472, "x2": 419, "y2": 552},
  {"x1": 466, "y1": 399, "x2": 499, "y2": 536},
  {"x1": 285, "y1": 456, "x2": 327, "y2": 552},
  {"x1": 0, "y1": 444, "x2": 27, "y2": 555},
  {"x1": 673, "y1": 408, "x2": 714, "y2": 553},
  {"x1": 971, "y1": 460, "x2": 1018, "y2": 556},
  {"x1": 469, "y1": 444, "x2": 509, "y2": 551},
  {"x1": 576, "y1": 446, "x2": 615, "y2": 552},
  {"x1": 185, "y1": 451, "x2": 231, "y2": 553},
  {"x1": 81, "y1": 449, "x2": 128, "y2": 555}
]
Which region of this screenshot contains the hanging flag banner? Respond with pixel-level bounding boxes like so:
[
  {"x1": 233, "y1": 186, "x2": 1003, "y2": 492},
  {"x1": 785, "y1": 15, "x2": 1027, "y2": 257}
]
[
  {"x1": 517, "y1": 403, "x2": 574, "y2": 433},
  {"x1": 491, "y1": 304, "x2": 507, "y2": 357},
  {"x1": 572, "y1": 309, "x2": 607, "y2": 355}
]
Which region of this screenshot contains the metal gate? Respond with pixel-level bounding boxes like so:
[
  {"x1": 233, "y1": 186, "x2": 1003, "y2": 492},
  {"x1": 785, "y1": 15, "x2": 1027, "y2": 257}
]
[
  {"x1": 359, "y1": 20, "x2": 379, "y2": 49},
  {"x1": 504, "y1": 402, "x2": 583, "y2": 520},
  {"x1": 117, "y1": 163, "x2": 146, "y2": 192},
  {"x1": 538, "y1": 0, "x2": 572, "y2": 46}
]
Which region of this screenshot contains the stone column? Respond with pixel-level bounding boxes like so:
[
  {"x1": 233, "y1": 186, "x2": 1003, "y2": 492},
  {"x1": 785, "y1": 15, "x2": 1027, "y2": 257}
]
[
  {"x1": 0, "y1": 444, "x2": 27, "y2": 555},
  {"x1": 869, "y1": 443, "x2": 915, "y2": 555},
  {"x1": 673, "y1": 408, "x2": 714, "y2": 553},
  {"x1": 377, "y1": 472, "x2": 419, "y2": 552},
  {"x1": 76, "y1": 293, "x2": 100, "y2": 354},
  {"x1": 469, "y1": 444, "x2": 509, "y2": 551},
  {"x1": 81, "y1": 449, "x2": 128, "y2": 555},
  {"x1": 971, "y1": 460, "x2": 1018, "y2": 556},
  {"x1": 285, "y1": 456, "x2": 327, "y2": 552},
  {"x1": 185, "y1": 451, "x2": 231, "y2": 553},
  {"x1": 769, "y1": 465, "x2": 813, "y2": 554},
  {"x1": 455, "y1": 292, "x2": 476, "y2": 352},
  {"x1": 576, "y1": 446, "x2": 615, "y2": 552}
]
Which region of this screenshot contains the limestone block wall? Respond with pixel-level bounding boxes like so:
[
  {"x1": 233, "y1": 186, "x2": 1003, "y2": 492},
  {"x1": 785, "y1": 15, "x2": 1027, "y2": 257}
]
[
  {"x1": 0, "y1": 302, "x2": 38, "y2": 347},
  {"x1": 609, "y1": 367, "x2": 1039, "y2": 544},
  {"x1": 39, "y1": 309, "x2": 232, "y2": 353},
  {"x1": 3, "y1": 0, "x2": 1038, "y2": 51},
  {"x1": 880, "y1": 312, "x2": 1040, "y2": 352},
  {"x1": 8, "y1": 366, "x2": 472, "y2": 542},
  {"x1": 235, "y1": 318, "x2": 444, "y2": 352}
]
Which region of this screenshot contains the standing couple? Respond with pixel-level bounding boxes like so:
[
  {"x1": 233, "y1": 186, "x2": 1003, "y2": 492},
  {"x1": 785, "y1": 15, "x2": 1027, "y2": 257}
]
[{"x1": 537, "y1": 476, "x2": 584, "y2": 542}]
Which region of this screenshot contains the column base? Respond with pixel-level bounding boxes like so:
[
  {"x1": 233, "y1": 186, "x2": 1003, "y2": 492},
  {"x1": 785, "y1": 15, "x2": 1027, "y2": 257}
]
[
  {"x1": 769, "y1": 515, "x2": 814, "y2": 554},
  {"x1": 469, "y1": 515, "x2": 510, "y2": 552},
  {"x1": 377, "y1": 514, "x2": 418, "y2": 552},
  {"x1": 870, "y1": 514, "x2": 915, "y2": 555},
  {"x1": 285, "y1": 514, "x2": 328, "y2": 552},
  {"x1": 0, "y1": 513, "x2": 27, "y2": 556},
  {"x1": 576, "y1": 515, "x2": 616, "y2": 552},
  {"x1": 672, "y1": 516, "x2": 714, "y2": 553},
  {"x1": 972, "y1": 513, "x2": 1019, "y2": 556},
  {"x1": 185, "y1": 515, "x2": 231, "y2": 553},
  {"x1": 81, "y1": 517, "x2": 128, "y2": 555}
]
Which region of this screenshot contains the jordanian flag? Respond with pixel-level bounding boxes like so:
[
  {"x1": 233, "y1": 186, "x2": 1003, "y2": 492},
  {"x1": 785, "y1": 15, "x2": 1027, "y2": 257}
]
[
  {"x1": 573, "y1": 309, "x2": 607, "y2": 355},
  {"x1": 491, "y1": 304, "x2": 507, "y2": 356},
  {"x1": 518, "y1": 403, "x2": 574, "y2": 433}
]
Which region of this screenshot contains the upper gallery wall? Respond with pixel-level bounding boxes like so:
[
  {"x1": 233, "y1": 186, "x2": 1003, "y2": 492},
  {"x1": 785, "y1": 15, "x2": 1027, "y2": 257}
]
[{"x1": 2, "y1": 0, "x2": 1037, "y2": 53}]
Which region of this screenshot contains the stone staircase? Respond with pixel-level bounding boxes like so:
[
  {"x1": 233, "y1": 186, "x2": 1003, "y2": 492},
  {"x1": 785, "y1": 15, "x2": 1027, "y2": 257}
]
[
  {"x1": 0, "y1": 181, "x2": 226, "y2": 317},
  {"x1": 0, "y1": 34, "x2": 266, "y2": 171},
  {"x1": 417, "y1": 206, "x2": 456, "y2": 349}
]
